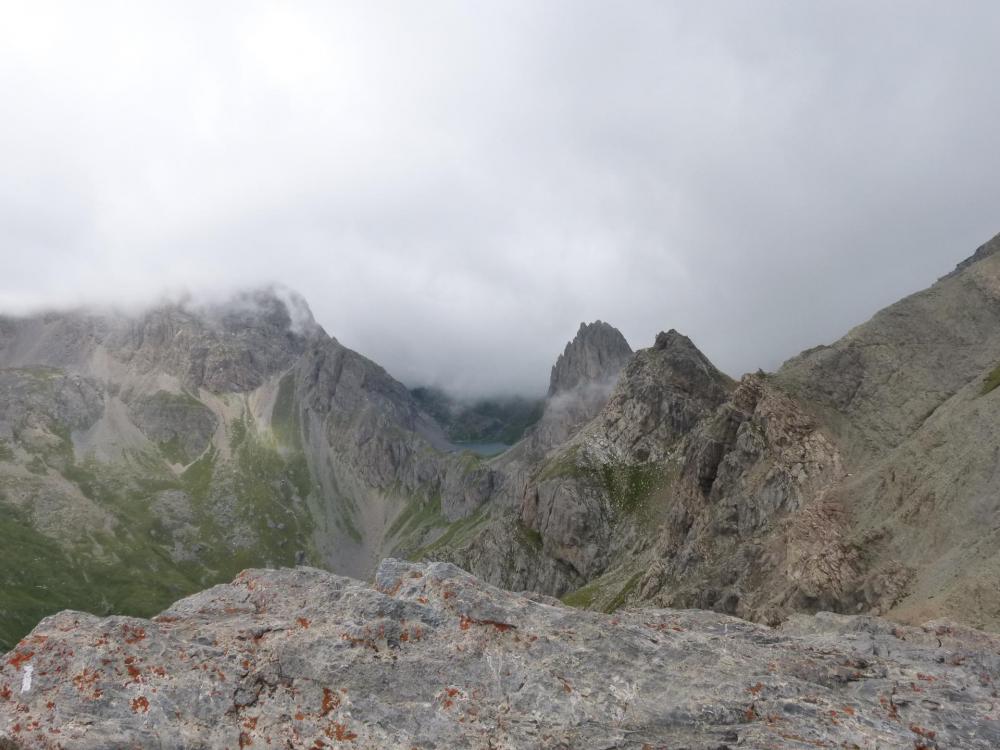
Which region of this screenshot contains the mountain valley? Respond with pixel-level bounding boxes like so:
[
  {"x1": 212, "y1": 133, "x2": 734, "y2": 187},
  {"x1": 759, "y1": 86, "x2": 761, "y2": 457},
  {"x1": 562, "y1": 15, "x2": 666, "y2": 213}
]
[
  {"x1": 3, "y1": 234, "x2": 1000, "y2": 747},
  {"x1": 3, "y1": 236, "x2": 1000, "y2": 655}
]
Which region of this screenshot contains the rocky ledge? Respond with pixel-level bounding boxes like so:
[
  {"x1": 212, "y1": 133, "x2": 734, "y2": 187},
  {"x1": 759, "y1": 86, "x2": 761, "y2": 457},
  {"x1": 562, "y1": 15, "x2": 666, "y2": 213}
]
[{"x1": 2, "y1": 561, "x2": 999, "y2": 749}]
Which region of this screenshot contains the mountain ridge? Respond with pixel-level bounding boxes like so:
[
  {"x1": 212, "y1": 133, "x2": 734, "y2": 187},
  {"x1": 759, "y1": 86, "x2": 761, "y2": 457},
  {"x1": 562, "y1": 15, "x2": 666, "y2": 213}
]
[{"x1": 3, "y1": 232, "x2": 1000, "y2": 658}]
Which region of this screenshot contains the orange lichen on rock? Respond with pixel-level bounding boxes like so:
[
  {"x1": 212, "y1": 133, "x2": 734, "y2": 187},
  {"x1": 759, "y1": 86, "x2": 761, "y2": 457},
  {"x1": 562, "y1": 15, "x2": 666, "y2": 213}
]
[
  {"x1": 327, "y1": 722, "x2": 357, "y2": 741},
  {"x1": 7, "y1": 651, "x2": 34, "y2": 670},
  {"x1": 122, "y1": 625, "x2": 147, "y2": 644},
  {"x1": 321, "y1": 687, "x2": 340, "y2": 715}
]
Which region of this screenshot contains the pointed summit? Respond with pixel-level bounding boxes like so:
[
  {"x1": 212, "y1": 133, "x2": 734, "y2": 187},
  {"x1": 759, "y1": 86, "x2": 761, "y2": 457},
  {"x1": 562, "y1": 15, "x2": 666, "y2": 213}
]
[
  {"x1": 594, "y1": 329, "x2": 733, "y2": 462},
  {"x1": 650, "y1": 329, "x2": 731, "y2": 386},
  {"x1": 548, "y1": 321, "x2": 633, "y2": 396}
]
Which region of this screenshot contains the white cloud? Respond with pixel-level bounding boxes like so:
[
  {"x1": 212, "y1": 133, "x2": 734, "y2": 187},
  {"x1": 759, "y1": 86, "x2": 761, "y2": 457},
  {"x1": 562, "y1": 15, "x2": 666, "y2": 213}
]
[{"x1": 0, "y1": 0, "x2": 998, "y2": 396}]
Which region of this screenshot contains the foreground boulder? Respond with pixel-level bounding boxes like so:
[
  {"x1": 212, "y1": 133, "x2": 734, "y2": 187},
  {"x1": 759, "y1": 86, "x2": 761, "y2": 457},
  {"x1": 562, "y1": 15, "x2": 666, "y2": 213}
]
[{"x1": 2, "y1": 561, "x2": 999, "y2": 749}]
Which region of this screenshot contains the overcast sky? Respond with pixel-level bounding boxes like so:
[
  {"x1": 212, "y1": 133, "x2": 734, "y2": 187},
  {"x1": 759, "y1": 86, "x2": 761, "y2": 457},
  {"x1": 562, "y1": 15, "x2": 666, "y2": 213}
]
[{"x1": 1, "y1": 1, "x2": 999, "y2": 396}]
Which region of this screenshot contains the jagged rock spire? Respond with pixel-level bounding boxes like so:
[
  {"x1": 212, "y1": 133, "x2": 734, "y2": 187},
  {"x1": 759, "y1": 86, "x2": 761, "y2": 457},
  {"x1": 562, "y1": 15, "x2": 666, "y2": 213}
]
[{"x1": 548, "y1": 321, "x2": 632, "y2": 396}]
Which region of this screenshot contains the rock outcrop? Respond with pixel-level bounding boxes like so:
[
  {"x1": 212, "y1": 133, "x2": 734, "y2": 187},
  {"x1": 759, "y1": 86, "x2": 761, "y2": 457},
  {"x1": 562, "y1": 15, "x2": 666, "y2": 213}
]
[
  {"x1": 3, "y1": 560, "x2": 999, "y2": 749},
  {"x1": 548, "y1": 321, "x2": 633, "y2": 397},
  {"x1": 419, "y1": 231, "x2": 1000, "y2": 633},
  {"x1": 588, "y1": 329, "x2": 733, "y2": 464}
]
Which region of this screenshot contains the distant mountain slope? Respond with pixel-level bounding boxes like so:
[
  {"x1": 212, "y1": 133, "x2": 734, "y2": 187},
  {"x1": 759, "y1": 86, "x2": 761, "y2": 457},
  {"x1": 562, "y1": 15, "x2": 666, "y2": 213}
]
[
  {"x1": 418, "y1": 231, "x2": 1000, "y2": 631},
  {"x1": 773, "y1": 232, "x2": 1000, "y2": 627},
  {"x1": 775, "y1": 231, "x2": 1000, "y2": 460},
  {"x1": 4, "y1": 231, "x2": 1000, "y2": 652},
  {"x1": 0, "y1": 290, "x2": 467, "y2": 650}
]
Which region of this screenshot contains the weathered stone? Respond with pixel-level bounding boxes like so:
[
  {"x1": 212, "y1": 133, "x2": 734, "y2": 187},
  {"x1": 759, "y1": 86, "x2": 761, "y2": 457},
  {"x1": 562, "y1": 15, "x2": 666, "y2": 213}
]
[
  {"x1": 2, "y1": 560, "x2": 998, "y2": 749},
  {"x1": 548, "y1": 320, "x2": 633, "y2": 397}
]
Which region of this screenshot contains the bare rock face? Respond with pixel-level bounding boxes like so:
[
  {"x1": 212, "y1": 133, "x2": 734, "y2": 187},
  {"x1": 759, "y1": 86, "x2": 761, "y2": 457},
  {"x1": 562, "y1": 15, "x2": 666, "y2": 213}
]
[
  {"x1": 520, "y1": 321, "x2": 635, "y2": 454},
  {"x1": 548, "y1": 321, "x2": 633, "y2": 397},
  {"x1": 591, "y1": 329, "x2": 733, "y2": 464},
  {"x1": 108, "y1": 288, "x2": 321, "y2": 394},
  {"x1": 0, "y1": 288, "x2": 318, "y2": 395},
  {"x1": 125, "y1": 390, "x2": 219, "y2": 464},
  {"x1": 0, "y1": 288, "x2": 458, "y2": 650},
  {"x1": 432, "y1": 329, "x2": 739, "y2": 599},
  {"x1": 944, "y1": 229, "x2": 1000, "y2": 278},
  {"x1": 775, "y1": 240, "x2": 1000, "y2": 461},
  {"x1": 2, "y1": 560, "x2": 999, "y2": 750},
  {"x1": 426, "y1": 232, "x2": 1000, "y2": 635},
  {"x1": 0, "y1": 369, "x2": 104, "y2": 444}
]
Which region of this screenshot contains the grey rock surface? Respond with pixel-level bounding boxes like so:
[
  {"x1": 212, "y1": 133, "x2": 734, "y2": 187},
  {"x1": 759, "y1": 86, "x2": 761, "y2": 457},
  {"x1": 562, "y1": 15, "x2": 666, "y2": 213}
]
[
  {"x1": 589, "y1": 329, "x2": 734, "y2": 464},
  {"x1": 0, "y1": 288, "x2": 460, "y2": 650},
  {"x1": 2, "y1": 560, "x2": 999, "y2": 749},
  {"x1": 125, "y1": 390, "x2": 218, "y2": 464},
  {"x1": 548, "y1": 321, "x2": 633, "y2": 397},
  {"x1": 426, "y1": 232, "x2": 1000, "y2": 634}
]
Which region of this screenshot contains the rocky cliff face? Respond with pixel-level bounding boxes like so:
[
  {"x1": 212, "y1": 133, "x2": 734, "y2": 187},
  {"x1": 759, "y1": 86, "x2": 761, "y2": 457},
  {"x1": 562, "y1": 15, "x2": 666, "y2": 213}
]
[
  {"x1": 3, "y1": 560, "x2": 999, "y2": 750},
  {"x1": 588, "y1": 329, "x2": 734, "y2": 464},
  {"x1": 0, "y1": 289, "x2": 463, "y2": 652},
  {"x1": 5, "y1": 231, "x2": 1000, "y2": 662},
  {"x1": 548, "y1": 320, "x2": 633, "y2": 397},
  {"x1": 416, "y1": 231, "x2": 1000, "y2": 633}
]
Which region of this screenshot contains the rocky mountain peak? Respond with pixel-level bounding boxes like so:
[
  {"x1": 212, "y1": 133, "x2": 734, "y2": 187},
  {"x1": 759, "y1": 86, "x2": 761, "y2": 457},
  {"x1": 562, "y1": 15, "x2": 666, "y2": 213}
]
[
  {"x1": 548, "y1": 320, "x2": 632, "y2": 396},
  {"x1": 205, "y1": 286, "x2": 321, "y2": 338},
  {"x1": 111, "y1": 287, "x2": 325, "y2": 393},
  {"x1": 592, "y1": 329, "x2": 733, "y2": 462},
  {"x1": 653, "y1": 328, "x2": 695, "y2": 351},
  {"x1": 647, "y1": 328, "x2": 730, "y2": 385}
]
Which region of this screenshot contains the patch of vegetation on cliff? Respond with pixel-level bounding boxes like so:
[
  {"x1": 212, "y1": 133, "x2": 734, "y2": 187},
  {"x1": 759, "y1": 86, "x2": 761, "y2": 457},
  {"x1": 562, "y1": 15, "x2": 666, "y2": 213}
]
[
  {"x1": 271, "y1": 373, "x2": 303, "y2": 448},
  {"x1": 0, "y1": 504, "x2": 103, "y2": 652},
  {"x1": 982, "y1": 363, "x2": 1000, "y2": 395},
  {"x1": 227, "y1": 427, "x2": 316, "y2": 565},
  {"x1": 12, "y1": 365, "x2": 62, "y2": 380},
  {"x1": 269, "y1": 376, "x2": 313, "y2": 499},
  {"x1": 414, "y1": 504, "x2": 490, "y2": 558},
  {"x1": 561, "y1": 567, "x2": 645, "y2": 614},
  {"x1": 63, "y1": 458, "x2": 104, "y2": 499},
  {"x1": 386, "y1": 492, "x2": 451, "y2": 559},
  {"x1": 25, "y1": 455, "x2": 47, "y2": 475},
  {"x1": 388, "y1": 493, "x2": 446, "y2": 540},
  {"x1": 229, "y1": 412, "x2": 248, "y2": 450},
  {"x1": 515, "y1": 521, "x2": 544, "y2": 551},
  {"x1": 605, "y1": 571, "x2": 644, "y2": 612},
  {"x1": 336, "y1": 507, "x2": 364, "y2": 544},
  {"x1": 146, "y1": 389, "x2": 206, "y2": 410},
  {"x1": 181, "y1": 446, "x2": 217, "y2": 501},
  {"x1": 536, "y1": 448, "x2": 670, "y2": 521},
  {"x1": 598, "y1": 462, "x2": 667, "y2": 515},
  {"x1": 0, "y1": 482, "x2": 204, "y2": 654},
  {"x1": 561, "y1": 579, "x2": 603, "y2": 609},
  {"x1": 158, "y1": 435, "x2": 189, "y2": 465},
  {"x1": 536, "y1": 444, "x2": 587, "y2": 482},
  {"x1": 0, "y1": 403, "x2": 323, "y2": 651},
  {"x1": 130, "y1": 390, "x2": 217, "y2": 464}
]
